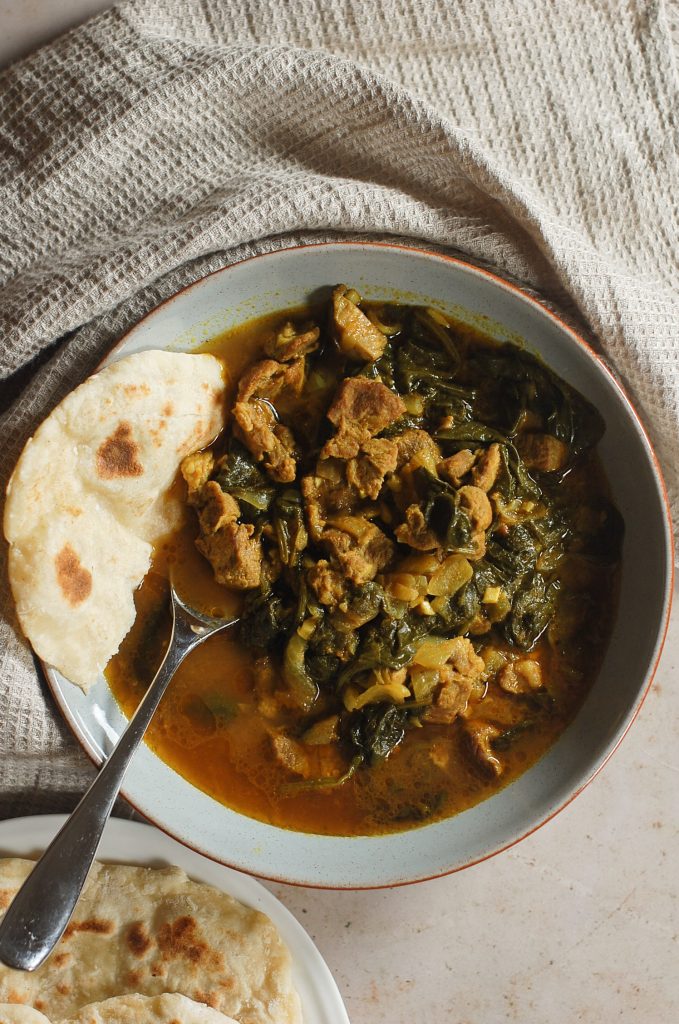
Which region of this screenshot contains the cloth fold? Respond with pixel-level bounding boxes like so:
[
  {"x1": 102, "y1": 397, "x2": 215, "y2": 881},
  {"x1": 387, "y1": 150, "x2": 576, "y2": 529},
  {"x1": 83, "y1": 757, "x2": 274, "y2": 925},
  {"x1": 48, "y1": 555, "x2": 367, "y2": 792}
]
[{"x1": 1, "y1": 0, "x2": 677, "y2": 816}]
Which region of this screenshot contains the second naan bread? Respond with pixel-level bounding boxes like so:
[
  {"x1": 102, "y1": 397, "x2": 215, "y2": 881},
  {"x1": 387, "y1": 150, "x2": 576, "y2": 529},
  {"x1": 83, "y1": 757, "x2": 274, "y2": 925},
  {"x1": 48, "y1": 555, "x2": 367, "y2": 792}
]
[
  {"x1": 59, "y1": 992, "x2": 237, "y2": 1023},
  {"x1": 0, "y1": 1007, "x2": 52, "y2": 1024},
  {"x1": 0, "y1": 861, "x2": 301, "y2": 1024}
]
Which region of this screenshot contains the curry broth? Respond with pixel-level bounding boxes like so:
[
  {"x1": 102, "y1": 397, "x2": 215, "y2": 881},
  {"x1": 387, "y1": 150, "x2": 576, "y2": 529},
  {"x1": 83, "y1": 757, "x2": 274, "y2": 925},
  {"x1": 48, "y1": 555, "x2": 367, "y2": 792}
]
[{"x1": 107, "y1": 306, "x2": 620, "y2": 836}]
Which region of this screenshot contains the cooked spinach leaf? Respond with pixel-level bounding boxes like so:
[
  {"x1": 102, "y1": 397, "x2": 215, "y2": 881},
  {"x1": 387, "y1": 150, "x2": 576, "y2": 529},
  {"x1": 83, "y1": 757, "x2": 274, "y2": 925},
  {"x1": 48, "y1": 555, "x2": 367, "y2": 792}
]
[
  {"x1": 468, "y1": 345, "x2": 604, "y2": 456},
  {"x1": 394, "y1": 320, "x2": 471, "y2": 404},
  {"x1": 504, "y1": 572, "x2": 559, "y2": 649},
  {"x1": 280, "y1": 754, "x2": 364, "y2": 794},
  {"x1": 415, "y1": 468, "x2": 474, "y2": 552},
  {"x1": 348, "y1": 703, "x2": 409, "y2": 763},
  {"x1": 433, "y1": 579, "x2": 481, "y2": 633},
  {"x1": 491, "y1": 720, "x2": 535, "y2": 751},
  {"x1": 213, "y1": 439, "x2": 275, "y2": 512},
  {"x1": 272, "y1": 488, "x2": 307, "y2": 566},
  {"x1": 240, "y1": 591, "x2": 293, "y2": 650},
  {"x1": 338, "y1": 612, "x2": 430, "y2": 687},
  {"x1": 360, "y1": 339, "x2": 397, "y2": 391},
  {"x1": 486, "y1": 524, "x2": 539, "y2": 580},
  {"x1": 306, "y1": 616, "x2": 359, "y2": 687}
]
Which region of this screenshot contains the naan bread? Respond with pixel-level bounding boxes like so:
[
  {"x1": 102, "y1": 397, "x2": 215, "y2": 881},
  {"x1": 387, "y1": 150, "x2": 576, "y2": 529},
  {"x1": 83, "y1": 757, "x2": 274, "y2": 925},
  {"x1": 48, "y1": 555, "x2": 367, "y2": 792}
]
[
  {"x1": 4, "y1": 351, "x2": 225, "y2": 690},
  {"x1": 1, "y1": 994, "x2": 237, "y2": 1024},
  {"x1": 60, "y1": 993, "x2": 237, "y2": 1023},
  {"x1": 0, "y1": 861, "x2": 301, "y2": 1024},
  {"x1": 0, "y1": 1008, "x2": 51, "y2": 1024}
]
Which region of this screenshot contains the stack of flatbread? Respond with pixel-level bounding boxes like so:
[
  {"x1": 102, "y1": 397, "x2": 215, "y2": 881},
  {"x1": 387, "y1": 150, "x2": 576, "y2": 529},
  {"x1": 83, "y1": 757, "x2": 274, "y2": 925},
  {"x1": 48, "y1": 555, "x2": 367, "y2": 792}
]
[
  {"x1": 0, "y1": 861, "x2": 302, "y2": 1024},
  {"x1": 4, "y1": 350, "x2": 226, "y2": 690}
]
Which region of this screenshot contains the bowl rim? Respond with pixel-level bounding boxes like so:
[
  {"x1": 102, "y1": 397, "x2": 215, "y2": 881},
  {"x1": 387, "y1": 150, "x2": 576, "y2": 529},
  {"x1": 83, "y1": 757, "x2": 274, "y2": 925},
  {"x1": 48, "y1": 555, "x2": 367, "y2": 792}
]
[{"x1": 42, "y1": 239, "x2": 675, "y2": 888}]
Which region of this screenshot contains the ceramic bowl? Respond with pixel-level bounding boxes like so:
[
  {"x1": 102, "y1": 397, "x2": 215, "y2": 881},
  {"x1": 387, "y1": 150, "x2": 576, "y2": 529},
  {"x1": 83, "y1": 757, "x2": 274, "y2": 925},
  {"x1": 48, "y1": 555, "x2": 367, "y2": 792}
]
[{"x1": 46, "y1": 241, "x2": 673, "y2": 887}]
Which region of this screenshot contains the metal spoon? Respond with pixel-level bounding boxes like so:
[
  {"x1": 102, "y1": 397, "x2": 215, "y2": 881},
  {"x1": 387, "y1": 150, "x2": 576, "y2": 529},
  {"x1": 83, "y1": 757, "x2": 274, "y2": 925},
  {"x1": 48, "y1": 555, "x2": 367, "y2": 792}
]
[{"x1": 0, "y1": 585, "x2": 239, "y2": 972}]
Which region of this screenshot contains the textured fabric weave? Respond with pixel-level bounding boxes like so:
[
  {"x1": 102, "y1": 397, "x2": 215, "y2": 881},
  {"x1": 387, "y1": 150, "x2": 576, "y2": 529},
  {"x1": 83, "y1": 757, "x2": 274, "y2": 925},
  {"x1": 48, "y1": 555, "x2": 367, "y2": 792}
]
[{"x1": 1, "y1": 0, "x2": 677, "y2": 815}]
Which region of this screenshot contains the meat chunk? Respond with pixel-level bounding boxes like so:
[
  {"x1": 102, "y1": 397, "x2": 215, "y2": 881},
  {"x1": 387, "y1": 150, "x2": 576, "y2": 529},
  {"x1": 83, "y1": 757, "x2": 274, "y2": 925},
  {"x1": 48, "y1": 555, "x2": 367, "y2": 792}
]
[
  {"x1": 197, "y1": 481, "x2": 240, "y2": 534},
  {"x1": 308, "y1": 560, "x2": 347, "y2": 606},
  {"x1": 457, "y1": 485, "x2": 493, "y2": 532},
  {"x1": 498, "y1": 659, "x2": 543, "y2": 694},
  {"x1": 467, "y1": 530, "x2": 487, "y2": 561},
  {"x1": 233, "y1": 400, "x2": 297, "y2": 483},
  {"x1": 237, "y1": 356, "x2": 306, "y2": 405},
  {"x1": 300, "y1": 475, "x2": 326, "y2": 542},
  {"x1": 395, "y1": 504, "x2": 439, "y2": 551},
  {"x1": 271, "y1": 735, "x2": 310, "y2": 777},
  {"x1": 322, "y1": 378, "x2": 406, "y2": 460},
  {"x1": 421, "y1": 675, "x2": 474, "y2": 724},
  {"x1": 420, "y1": 637, "x2": 485, "y2": 725},
  {"x1": 447, "y1": 636, "x2": 486, "y2": 678},
  {"x1": 181, "y1": 450, "x2": 214, "y2": 504},
  {"x1": 196, "y1": 521, "x2": 261, "y2": 590},
  {"x1": 438, "y1": 443, "x2": 503, "y2": 492},
  {"x1": 271, "y1": 734, "x2": 346, "y2": 780},
  {"x1": 323, "y1": 515, "x2": 393, "y2": 585},
  {"x1": 516, "y1": 433, "x2": 569, "y2": 472},
  {"x1": 232, "y1": 358, "x2": 305, "y2": 483},
  {"x1": 471, "y1": 443, "x2": 502, "y2": 492},
  {"x1": 332, "y1": 284, "x2": 386, "y2": 362},
  {"x1": 264, "y1": 321, "x2": 320, "y2": 362},
  {"x1": 438, "y1": 448, "x2": 476, "y2": 486},
  {"x1": 301, "y1": 463, "x2": 359, "y2": 541},
  {"x1": 394, "y1": 428, "x2": 441, "y2": 470},
  {"x1": 302, "y1": 715, "x2": 340, "y2": 745},
  {"x1": 464, "y1": 720, "x2": 503, "y2": 776},
  {"x1": 346, "y1": 437, "x2": 398, "y2": 500}
]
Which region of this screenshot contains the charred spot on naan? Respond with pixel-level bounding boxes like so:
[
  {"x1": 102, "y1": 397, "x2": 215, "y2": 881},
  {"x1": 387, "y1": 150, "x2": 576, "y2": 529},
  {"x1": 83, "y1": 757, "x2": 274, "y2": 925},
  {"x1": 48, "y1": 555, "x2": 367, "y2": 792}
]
[
  {"x1": 54, "y1": 545, "x2": 92, "y2": 607},
  {"x1": 62, "y1": 918, "x2": 115, "y2": 940},
  {"x1": 52, "y1": 953, "x2": 71, "y2": 968},
  {"x1": 96, "y1": 422, "x2": 144, "y2": 480},
  {"x1": 126, "y1": 922, "x2": 152, "y2": 957},
  {"x1": 156, "y1": 916, "x2": 222, "y2": 970},
  {"x1": 0, "y1": 890, "x2": 12, "y2": 910}
]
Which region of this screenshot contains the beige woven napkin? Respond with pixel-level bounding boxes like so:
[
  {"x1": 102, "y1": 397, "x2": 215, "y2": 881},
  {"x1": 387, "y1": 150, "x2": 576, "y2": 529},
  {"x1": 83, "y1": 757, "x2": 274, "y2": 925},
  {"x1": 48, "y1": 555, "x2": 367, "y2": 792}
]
[{"x1": 1, "y1": 0, "x2": 677, "y2": 816}]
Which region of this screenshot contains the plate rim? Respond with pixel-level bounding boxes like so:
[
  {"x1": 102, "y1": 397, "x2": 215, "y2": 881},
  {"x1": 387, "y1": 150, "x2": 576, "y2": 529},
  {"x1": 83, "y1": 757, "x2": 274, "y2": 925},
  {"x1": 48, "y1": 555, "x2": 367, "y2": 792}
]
[
  {"x1": 40, "y1": 239, "x2": 675, "y2": 888},
  {"x1": 0, "y1": 813, "x2": 350, "y2": 1024}
]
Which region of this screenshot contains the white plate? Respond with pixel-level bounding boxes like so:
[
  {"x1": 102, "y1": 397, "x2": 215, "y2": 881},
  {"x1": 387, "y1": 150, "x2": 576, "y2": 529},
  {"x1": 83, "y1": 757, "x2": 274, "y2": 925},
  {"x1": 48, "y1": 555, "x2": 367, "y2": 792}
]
[
  {"x1": 42, "y1": 241, "x2": 673, "y2": 888},
  {"x1": 0, "y1": 815, "x2": 349, "y2": 1024}
]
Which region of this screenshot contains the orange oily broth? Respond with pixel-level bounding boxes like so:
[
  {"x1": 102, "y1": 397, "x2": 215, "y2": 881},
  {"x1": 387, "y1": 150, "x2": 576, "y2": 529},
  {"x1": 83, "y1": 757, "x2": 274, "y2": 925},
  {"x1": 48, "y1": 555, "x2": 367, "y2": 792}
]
[{"x1": 106, "y1": 307, "x2": 619, "y2": 836}]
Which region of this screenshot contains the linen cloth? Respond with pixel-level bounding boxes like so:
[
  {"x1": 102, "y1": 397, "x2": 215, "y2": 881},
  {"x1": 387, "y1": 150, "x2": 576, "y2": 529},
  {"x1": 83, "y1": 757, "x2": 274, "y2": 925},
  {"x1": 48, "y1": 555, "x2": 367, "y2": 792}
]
[{"x1": 0, "y1": 0, "x2": 677, "y2": 816}]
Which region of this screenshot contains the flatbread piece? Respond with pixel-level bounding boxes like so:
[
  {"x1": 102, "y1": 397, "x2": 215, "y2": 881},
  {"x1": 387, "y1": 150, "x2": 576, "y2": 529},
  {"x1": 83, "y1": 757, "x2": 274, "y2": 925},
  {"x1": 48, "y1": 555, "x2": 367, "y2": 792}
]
[
  {"x1": 59, "y1": 992, "x2": 237, "y2": 1023},
  {"x1": 4, "y1": 350, "x2": 225, "y2": 690},
  {"x1": 0, "y1": 860, "x2": 301, "y2": 1024}
]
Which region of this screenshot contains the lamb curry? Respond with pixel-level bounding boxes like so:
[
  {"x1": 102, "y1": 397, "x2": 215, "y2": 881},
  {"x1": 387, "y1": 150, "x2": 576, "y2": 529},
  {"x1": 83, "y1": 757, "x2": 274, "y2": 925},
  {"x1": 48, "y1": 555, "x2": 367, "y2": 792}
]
[{"x1": 107, "y1": 286, "x2": 622, "y2": 836}]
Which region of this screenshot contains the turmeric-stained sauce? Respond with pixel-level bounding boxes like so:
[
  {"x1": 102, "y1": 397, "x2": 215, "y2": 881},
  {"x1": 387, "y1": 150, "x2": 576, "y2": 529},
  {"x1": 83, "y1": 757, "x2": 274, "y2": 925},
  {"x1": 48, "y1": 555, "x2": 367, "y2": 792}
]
[{"x1": 107, "y1": 298, "x2": 621, "y2": 836}]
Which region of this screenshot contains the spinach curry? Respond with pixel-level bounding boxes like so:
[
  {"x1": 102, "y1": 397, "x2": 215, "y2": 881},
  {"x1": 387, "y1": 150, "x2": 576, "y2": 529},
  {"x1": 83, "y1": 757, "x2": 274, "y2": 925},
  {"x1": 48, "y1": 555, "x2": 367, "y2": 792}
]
[{"x1": 107, "y1": 286, "x2": 622, "y2": 836}]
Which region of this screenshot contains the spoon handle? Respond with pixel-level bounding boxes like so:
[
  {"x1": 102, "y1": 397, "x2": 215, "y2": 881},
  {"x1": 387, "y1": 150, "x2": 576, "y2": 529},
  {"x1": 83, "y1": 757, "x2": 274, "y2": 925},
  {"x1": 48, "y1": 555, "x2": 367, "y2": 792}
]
[{"x1": 0, "y1": 607, "x2": 197, "y2": 972}]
